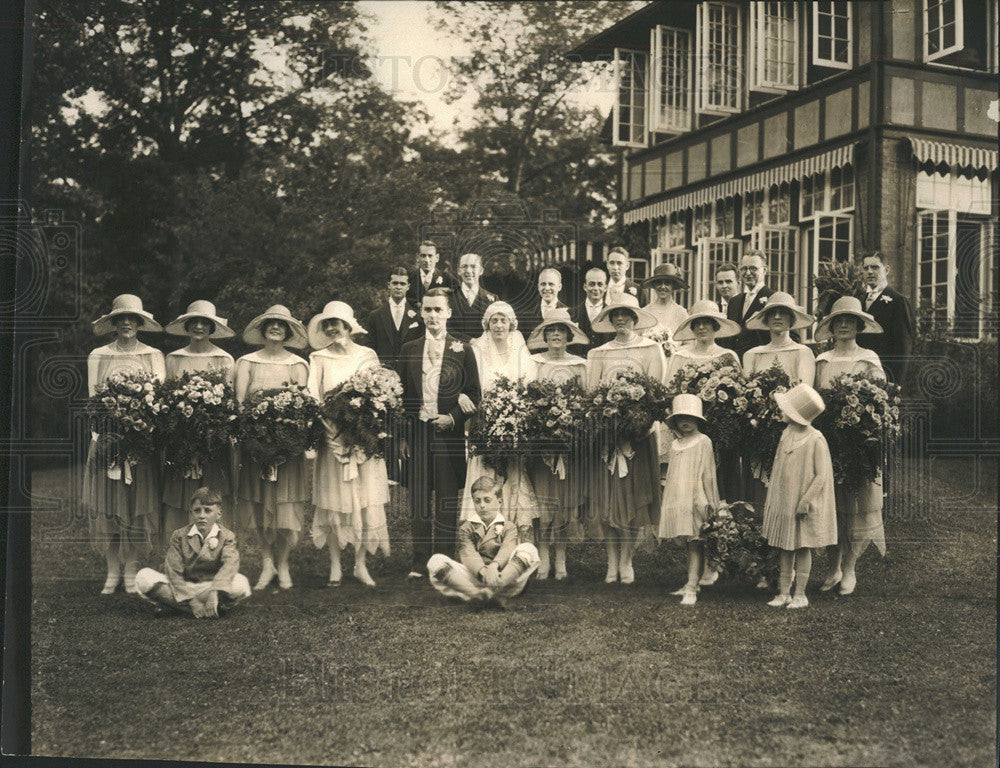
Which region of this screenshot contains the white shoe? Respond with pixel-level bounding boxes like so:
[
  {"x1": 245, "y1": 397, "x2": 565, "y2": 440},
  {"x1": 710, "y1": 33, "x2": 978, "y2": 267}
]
[
  {"x1": 122, "y1": 561, "x2": 138, "y2": 594},
  {"x1": 680, "y1": 589, "x2": 697, "y2": 606},
  {"x1": 353, "y1": 565, "x2": 376, "y2": 588},
  {"x1": 787, "y1": 595, "x2": 809, "y2": 609},
  {"x1": 328, "y1": 563, "x2": 342, "y2": 587},
  {"x1": 698, "y1": 569, "x2": 719, "y2": 586},
  {"x1": 669, "y1": 584, "x2": 696, "y2": 596},
  {"x1": 536, "y1": 564, "x2": 550, "y2": 580},
  {"x1": 604, "y1": 565, "x2": 618, "y2": 584},
  {"x1": 820, "y1": 570, "x2": 842, "y2": 591},
  {"x1": 254, "y1": 560, "x2": 277, "y2": 591},
  {"x1": 101, "y1": 570, "x2": 122, "y2": 595},
  {"x1": 838, "y1": 571, "x2": 857, "y2": 595},
  {"x1": 767, "y1": 594, "x2": 791, "y2": 607},
  {"x1": 554, "y1": 567, "x2": 568, "y2": 581},
  {"x1": 619, "y1": 561, "x2": 635, "y2": 584}
]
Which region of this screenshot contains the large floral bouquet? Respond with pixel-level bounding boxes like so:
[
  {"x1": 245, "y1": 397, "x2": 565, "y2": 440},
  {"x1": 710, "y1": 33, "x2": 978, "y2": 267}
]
[
  {"x1": 700, "y1": 501, "x2": 779, "y2": 584},
  {"x1": 666, "y1": 358, "x2": 748, "y2": 452},
  {"x1": 237, "y1": 385, "x2": 324, "y2": 480},
  {"x1": 642, "y1": 328, "x2": 677, "y2": 360},
  {"x1": 157, "y1": 371, "x2": 239, "y2": 479},
  {"x1": 585, "y1": 368, "x2": 670, "y2": 475},
  {"x1": 815, "y1": 373, "x2": 902, "y2": 489},
  {"x1": 741, "y1": 362, "x2": 793, "y2": 479},
  {"x1": 522, "y1": 377, "x2": 588, "y2": 477},
  {"x1": 321, "y1": 365, "x2": 403, "y2": 460},
  {"x1": 467, "y1": 375, "x2": 529, "y2": 475},
  {"x1": 86, "y1": 369, "x2": 163, "y2": 482}
]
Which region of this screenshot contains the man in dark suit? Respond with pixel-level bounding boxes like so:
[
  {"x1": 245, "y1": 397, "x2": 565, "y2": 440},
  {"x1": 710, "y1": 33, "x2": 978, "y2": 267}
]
[
  {"x1": 449, "y1": 252, "x2": 497, "y2": 341},
  {"x1": 725, "y1": 251, "x2": 774, "y2": 362},
  {"x1": 519, "y1": 267, "x2": 569, "y2": 340},
  {"x1": 569, "y1": 266, "x2": 614, "y2": 355},
  {"x1": 407, "y1": 240, "x2": 456, "y2": 306},
  {"x1": 397, "y1": 288, "x2": 481, "y2": 578},
  {"x1": 714, "y1": 262, "x2": 740, "y2": 353},
  {"x1": 605, "y1": 246, "x2": 644, "y2": 305},
  {"x1": 363, "y1": 269, "x2": 423, "y2": 366},
  {"x1": 855, "y1": 251, "x2": 914, "y2": 384}
]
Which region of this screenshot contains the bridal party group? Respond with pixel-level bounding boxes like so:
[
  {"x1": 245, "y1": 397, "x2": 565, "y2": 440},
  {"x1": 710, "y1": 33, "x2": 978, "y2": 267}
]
[{"x1": 82, "y1": 242, "x2": 912, "y2": 615}]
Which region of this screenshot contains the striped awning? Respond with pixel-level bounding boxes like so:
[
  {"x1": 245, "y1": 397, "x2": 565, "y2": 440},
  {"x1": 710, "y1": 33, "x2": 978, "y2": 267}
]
[
  {"x1": 908, "y1": 138, "x2": 998, "y2": 174},
  {"x1": 623, "y1": 143, "x2": 856, "y2": 225}
]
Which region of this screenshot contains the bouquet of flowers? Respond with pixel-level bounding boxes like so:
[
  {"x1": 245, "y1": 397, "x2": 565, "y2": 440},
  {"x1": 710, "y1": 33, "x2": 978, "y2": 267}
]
[
  {"x1": 814, "y1": 373, "x2": 903, "y2": 489},
  {"x1": 86, "y1": 369, "x2": 163, "y2": 483},
  {"x1": 522, "y1": 377, "x2": 589, "y2": 478},
  {"x1": 741, "y1": 362, "x2": 793, "y2": 479},
  {"x1": 237, "y1": 385, "x2": 324, "y2": 481},
  {"x1": 642, "y1": 328, "x2": 677, "y2": 359},
  {"x1": 467, "y1": 375, "x2": 529, "y2": 475},
  {"x1": 320, "y1": 365, "x2": 403, "y2": 460},
  {"x1": 585, "y1": 368, "x2": 670, "y2": 476},
  {"x1": 156, "y1": 371, "x2": 240, "y2": 480},
  {"x1": 700, "y1": 501, "x2": 779, "y2": 585},
  {"x1": 666, "y1": 358, "x2": 749, "y2": 452}
]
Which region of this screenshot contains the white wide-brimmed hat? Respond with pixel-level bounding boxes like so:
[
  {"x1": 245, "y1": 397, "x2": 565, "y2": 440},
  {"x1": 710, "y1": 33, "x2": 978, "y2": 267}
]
[
  {"x1": 774, "y1": 383, "x2": 825, "y2": 426},
  {"x1": 92, "y1": 294, "x2": 163, "y2": 336},
  {"x1": 592, "y1": 294, "x2": 658, "y2": 333},
  {"x1": 673, "y1": 299, "x2": 741, "y2": 341},
  {"x1": 667, "y1": 393, "x2": 707, "y2": 429},
  {"x1": 164, "y1": 300, "x2": 235, "y2": 339},
  {"x1": 745, "y1": 291, "x2": 815, "y2": 331},
  {"x1": 242, "y1": 304, "x2": 308, "y2": 349},
  {"x1": 308, "y1": 301, "x2": 363, "y2": 349},
  {"x1": 481, "y1": 301, "x2": 519, "y2": 330},
  {"x1": 814, "y1": 296, "x2": 883, "y2": 341},
  {"x1": 526, "y1": 308, "x2": 589, "y2": 350}
]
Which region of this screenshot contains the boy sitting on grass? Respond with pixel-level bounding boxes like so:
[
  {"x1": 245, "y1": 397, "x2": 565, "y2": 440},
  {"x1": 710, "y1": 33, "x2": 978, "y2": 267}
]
[
  {"x1": 135, "y1": 487, "x2": 251, "y2": 618},
  {"x1": 428, "y1": 475, "x2": 540, "y2": 609}
]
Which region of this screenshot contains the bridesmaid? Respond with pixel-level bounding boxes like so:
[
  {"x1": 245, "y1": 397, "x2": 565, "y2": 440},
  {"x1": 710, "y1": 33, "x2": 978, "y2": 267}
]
[
  {"x1": 525, "y1": 308, "x2": 589, "y2": 580},
  {"x1": 234, "y1": 305, "x2": 310, "y2": 591},
  {"x1": 84, "y1": 294, "x2": 166, "y2": 594},
  {"x1": 813, "y1": 296, "x2": 887, "y2": 596},
  {"x1": 161, "y1": 300, "x2": 236, "y2": 540},
  {"x1": 743, "y1": 292, "x2": 816, "y2": 386},
  {"x1": 586, "y1": 296, "x2": 666, "y2": 584},
  {"x1": 307, "y1": 301, "x2": 390, "y2": 588},
  {"x1": 641, "y1": 263, "x2": 689, "y2": 339}
]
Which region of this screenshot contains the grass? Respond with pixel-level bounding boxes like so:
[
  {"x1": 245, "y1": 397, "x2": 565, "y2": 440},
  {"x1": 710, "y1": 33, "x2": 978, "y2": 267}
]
[{"x1": 30, "y1": 457, "x2": 996, "y2": 767}]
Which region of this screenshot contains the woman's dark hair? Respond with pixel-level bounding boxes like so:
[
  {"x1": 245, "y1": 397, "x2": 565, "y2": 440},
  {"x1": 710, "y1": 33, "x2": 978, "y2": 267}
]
[
  {"x1": 831, "y1": 314, "x2": 865, "y2": 333},
  {"x1": 763, "y1": 307, "x2": 795, "y2": 325},
  {"x1": 184, "y1": 317, "x2": 217, "y2": 335},
  {"x1": 542, "y1": 323, "x2": 571, "y2": 342},
  {"x1": 263, "y1": 319, "x2": 292, "y2": 341},
  {"x1": 114, "y1": 313, "x2": 144, "y2": 328},
  {"x1": 609, "y1": 307, "x2": 639, "y2": 324},
  {"x1": 691, "y1": 317, "x2": 721, "y2": 332}
]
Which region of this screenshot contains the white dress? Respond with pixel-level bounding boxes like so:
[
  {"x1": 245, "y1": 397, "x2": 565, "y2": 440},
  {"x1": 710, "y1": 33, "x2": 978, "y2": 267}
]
[
  {"x1": 657, "y1": 432, "x2": 720, "y2": 541},
  {"x1": 461, "y1": 332, "x2": 539, "y2": 532},
  {"x1": 308, "y1": 345, "x2": 390, "y2": 555}
]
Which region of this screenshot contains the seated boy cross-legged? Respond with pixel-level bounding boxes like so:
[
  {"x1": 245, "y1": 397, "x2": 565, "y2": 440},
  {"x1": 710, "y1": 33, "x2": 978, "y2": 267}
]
[
  {"x1": 428, "y1": 475, "x2": 539, "y2": 609},
  {"x1": 136, "y1": 487, "x2": 251, "y2": 618}
]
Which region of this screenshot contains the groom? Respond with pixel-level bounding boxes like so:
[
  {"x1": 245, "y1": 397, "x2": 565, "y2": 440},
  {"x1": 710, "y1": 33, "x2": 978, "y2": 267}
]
[{"x1": 397, "y1": 288, "x2": 481, "y2": 578}]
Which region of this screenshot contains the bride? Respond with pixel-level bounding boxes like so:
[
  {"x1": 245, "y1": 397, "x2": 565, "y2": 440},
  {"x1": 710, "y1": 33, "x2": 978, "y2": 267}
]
[{"x1": 461, "y1": 301, "x2": 539, "y2": 539}]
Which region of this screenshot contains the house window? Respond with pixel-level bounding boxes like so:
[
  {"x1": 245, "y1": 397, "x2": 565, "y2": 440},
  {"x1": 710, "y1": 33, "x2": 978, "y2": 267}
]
[
  {"x1": 917, "y1": 209, "x2": 952, "y2": 332},
  {"x1": 658, "y1": 211, "x2": 688, "y2": 250},
  {"x1": 693, "y1": 204, "x2": 711, "y2": 243},
  {"x1": 749, "y1": 2, "x2": 800, "y2": 91},
  {"x1": 916, "y1": 171, "x2": 991, "y2": 215},
  {"x1": 924, "y1": 0, "x2": 963, "y2": 61},
  {"x1": 802, "y1": 214, "x2": 853, "y2": 315},
  {"x1": 699, "y1": 238, "x2": 743, "y2": 302},
  {"x1": 650, "y1": 26, "x2": 693, "y2": 133},
  {"x1": 613, "y1": 48, "x2": 648, "y2": 148},
  {"x1": 799, "y1": 172, "x2": 825, "y2": 218},
  {"x1": 754, "y1": 226, "x2": 799, "y2": 298},
  {"x1": 812, "y1": 2, "x2": 852, "y2": 68},
  {"x1": 828, "y1": 165, "x2": 854, "y2": 211},
  {"x1": 768, "y1": 183, "x2": 791, "y2": 224},
  {"x1": 697, "y1": 2, "x2": 743, "y2": 113},
  {"x1": 742, "y1": 189, "x2": 765, "y2": 235},
  {"x1": 660, "y1": 249, "x2": 694, "y2": 306},
  {"x1": 713, "y1": 197, "x2": 736, "y2": 238}
]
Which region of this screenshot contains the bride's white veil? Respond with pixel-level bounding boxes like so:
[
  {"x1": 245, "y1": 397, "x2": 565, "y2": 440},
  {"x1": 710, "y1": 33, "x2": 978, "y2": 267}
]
[{"x1": 471, "y1": 300, "x2": 534, "y2": 387}]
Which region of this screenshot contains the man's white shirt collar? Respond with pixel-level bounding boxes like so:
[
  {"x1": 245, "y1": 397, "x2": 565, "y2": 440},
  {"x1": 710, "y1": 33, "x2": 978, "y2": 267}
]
[
  {"x1": 866, "y1": 280, "x2": 888, "y2": 296},
  {"x1": 187, "y1": 523, "x2": 219, "y2": 541},
  {"x1": 466, "y1": 509, "x2": 507, "y2": 529}
]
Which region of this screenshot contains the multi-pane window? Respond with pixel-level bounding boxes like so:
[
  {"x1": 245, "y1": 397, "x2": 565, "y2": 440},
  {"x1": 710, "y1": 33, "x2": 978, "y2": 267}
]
[
  {"x1": 650, "y1": 26, "x2": 693, "y2": 133},
  {"x1": 699, "y1": 239, "x2": 743, "y2": 302},
  {"x1": 813, "y1": 2, "x2": 852, "y2": 68},
  {"x1": 658, "y1": 211, "x2": 687, "y2": 250},
  {"x1": 742, "y1": 189, "x2": 765, "y2": 235},
  {"x1": 801, "y1": 214, "x2": 852, "y2": 316},
  {"x1": 799, "y1": 172, "x2": 825, "y2": 218},
  {"x1": 713, "y1": 197, "x2": 736, "y2": 238},
  {"x1": 693, "y1": 204, "x2": 711, "y2": 243},
  {"x1": 916, "y1": 171, "x2": 991, "y2": 214},
  {"x1": 697, "y1": 2, "x2": 742, "y2": 113},
  {"x1": 657, "y1": 248, "x2": 694, "y2": 306},
  {"x1": 612, "y1": 48, "x2": 648, "y2": 148},
  {"x1": 749, "y1": 2, "x2": 800, "y2": 91},
  {"x1": 828, "y1": 165, "x2": 854, "y2": 211},
  {"x1": 754, "y1": 226, "x2": 799, "y2": 297},
  {"x1": 917, "y1": 209, "x2": 952, "y2": 330},
  {"x1": 924, "y1": 0, "x2": 963, "y2": 61},
  {"x1": 768, "y1": 183, "x2": 791, "y2": 224}
]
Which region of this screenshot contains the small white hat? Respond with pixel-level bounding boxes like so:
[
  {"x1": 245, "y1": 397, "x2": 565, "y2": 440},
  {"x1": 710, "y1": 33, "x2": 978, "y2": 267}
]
[
  {"x1": 92, "y1": 294, "x2": 163, "y2": 336},
  {"x1": 672, "y1": 299, "x2": 741, "y2": 341},
  {"x1": 481, "y1": 301, "x2": 519, "y2": 331},
  {"x1": 814, "y1": 296, "x2": 883, "y2": 341},
  {"x1": 774, "y1": 382, "x2": 825, "y2": 426},
  {"x1": 745, "y1": 292, "x2": 815, "y2": 331},
  {"x1": 242, "y1": 305, "x2": 308, "y2": 349},
  {"x1": 308, "y1": 301, "x2": 363, "y2": 349},
  {"x1": 667, "y1": 393, "x2": 706, "y2": 429},
  {"x1": 526, "y1": 308, "x2": 589, "y2": 350},
  {"x1": 164, "y1": 300, "x2": 235, "y2": 339},
  {"x1": 592, "y1": 294, "x2": 658, "y2": 333}
]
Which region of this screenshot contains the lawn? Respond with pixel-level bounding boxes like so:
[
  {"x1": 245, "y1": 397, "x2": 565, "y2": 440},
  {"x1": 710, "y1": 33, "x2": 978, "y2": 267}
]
[{"x1": 30, "y1": 457, "x2": 996, "y2": 767}]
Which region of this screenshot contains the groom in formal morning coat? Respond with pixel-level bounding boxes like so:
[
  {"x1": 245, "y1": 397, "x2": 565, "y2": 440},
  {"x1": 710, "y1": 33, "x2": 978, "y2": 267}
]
[
  {"x1": 397, "y1": 288, "x2": 481, "y2": 578},
  {"x1": 854, "y1": 251, "x2": 914, "y2": 384},
  {"x1": 449, "y1": 252, "x2": 497, "y2": 341},
  {"x1": 725, "y1": 251, "x2": 775, "y2": 362}
]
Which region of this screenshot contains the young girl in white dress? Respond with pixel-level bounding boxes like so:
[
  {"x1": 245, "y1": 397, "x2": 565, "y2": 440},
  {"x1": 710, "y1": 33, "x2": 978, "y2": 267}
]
[
  {"x1": 657, "y1": 394, "x2": 720, "y2": 606},
  {"x1": 84, "y1": 295, "x2": 166, "y2": 593},
  {"x1": 161, "y1": 300, "x2": 236, "y2": 541},
  {"x1": 813, "y1": 296, "x2": 887, "y2": 597},
  {"x1": 743, "y1": 292, "x2": 816, "y2": 387},
  {"x1": 307, "y1": 301, "x2": 390, "y2": 588},
  {"x1": 525, "y1": 308, "x2": 589, "y2": 580},
  {"x1": 461, "y1": 301, "x2": 539, "y2": 541},
  {"x1": 762, "y1": 383, "x2": 837, "y2": 609},
  {"x1": 234, "y1": 305, "x2": 310, "y2": 591}
]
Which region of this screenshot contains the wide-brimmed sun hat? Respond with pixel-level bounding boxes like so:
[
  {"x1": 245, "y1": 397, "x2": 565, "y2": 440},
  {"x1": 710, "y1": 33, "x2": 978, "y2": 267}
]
[
  {"x1": 641, "y1": 262, "x2": 689, "y2": 290},
  {"x1": 673, "y1": 299, "x2": 741, "y2": 341},
  {"x1": 164, "y1": 300, "x2": 235, "y2": 339},
  {"x1": 526, "y1": 307, "x2": 589, "y2": 350},
  {"x1": 814, "y1": 296, "x2": 883, "y2": 341},
  {"x1": 592, "y1": 294, "x2": 658, "y2": 333},
  {"x1": 745, "y1": 291, "x2": 815, "y2": 331},
  {"x1": 307, "y1": 301, "x2": 363, "y2": 349},
  {"x1": 667, "y1": 393, "x2": 707, "y2": 430},
  {"x1": 92, "y1": 294, "x2": 163, "y2": 335},
  {"x1": 243, "y1": 304, "x2": 308, "y2": 349},
  {"x1": 481, "y1": 300, "x2": 519, "y2": 330},
  {"x1": 774, "y1": 382, "x2": 825, "y2": 426}
]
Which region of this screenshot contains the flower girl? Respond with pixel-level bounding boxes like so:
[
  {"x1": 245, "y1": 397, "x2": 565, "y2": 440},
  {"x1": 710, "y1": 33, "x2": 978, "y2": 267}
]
[
  {"x1": 657, "y1": 394, "x2": 720, "y2": 606},
  {"x1": 761, "y1": 383, "x2": 837, "y2": 609}
]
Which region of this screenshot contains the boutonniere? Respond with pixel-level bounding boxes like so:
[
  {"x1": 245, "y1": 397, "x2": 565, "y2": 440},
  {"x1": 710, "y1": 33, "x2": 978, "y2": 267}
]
[
  {"x1": 207, "y1": 537, "x2": 219, "y2": 550},
  {"x1": 407, "y1": 309, "x2": 416, "y2": 317},
  {"x1": 408, "y1": 321, "x2": 420, "y2": 329},
  {"x1": 449, "y1": 340, "x2": 464, "y2": 353},
  {"x1": 435, "y1": 275, "x2": 443, "y2": 285},
  {"x1": 881, "y1": 295, "x2": 893, "y2": 304},
  {"x1": 627, "y1": 286, "x2": 637, "y2": 295}
]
